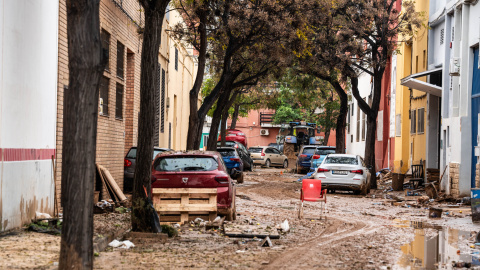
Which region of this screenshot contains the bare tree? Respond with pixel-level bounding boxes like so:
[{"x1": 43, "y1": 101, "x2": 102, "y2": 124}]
[
  {"x1": 132, "y1": 0, "x2": 170, "y2": 232},
  {"x1": 59, "y1": 0, "x2": 105, "y2": 268}
]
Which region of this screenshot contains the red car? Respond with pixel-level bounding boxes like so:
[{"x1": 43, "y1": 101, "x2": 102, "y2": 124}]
[
  {"x1": 218, "y1": 129, "x2": 248, "y2": 148},
  {"x1": 151, "y1": 151, "x2": 236, "y2": 220}
]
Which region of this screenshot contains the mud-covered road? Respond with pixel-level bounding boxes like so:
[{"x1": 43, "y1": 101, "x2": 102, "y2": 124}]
[{"x1": 1, "y1": 167, "x2": 479, "y2": 269}]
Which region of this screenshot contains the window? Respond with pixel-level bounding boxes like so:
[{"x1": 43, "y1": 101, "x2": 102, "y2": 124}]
[
  {"x1": 168, "y1": 122, "x2": 172, "y2": 149},
  {"x1": 440, "y1": 29, "x2": 444, "y2": 45},
  {"x1": 351, "y1": 103, "x2": 354, "y2": 116},
  {"x1": 155, "y1": 64, "x2": 161, "y2": 144},
  {"x1": 99, "y1": 76, "x2": 109, "y2": 116},
  {"x1": 175, "y1": 47, "x2": 178, "y2": 71},
  {"x1": 416, "y1": 55, "x2": 419, "y2": 72},
  {"x1": 410, "y1": 109, "x2": 416, "y2": 134},
  {"x1": 417, "y1": 108, "x2": 425, "y2": 133},
  {"x1": 361, "y1": 98, "x2": 366, "y2": 141},
  {"x1": 101, "y1": 29, "x2": 110, "y2": 70},
  {"x1": 395, "y1": 114, "x2": 401, "y2": 137},
  {"x1": 324, "y1": 156, "x2": 358, "y2": 165},
  {"x1": 117, "y1": 41, "x2": 125, "y2": 78},
  {"x1": 356, "y1": 102, "x2": 360, "y2": 142},
  {"x1": 423, "y1": 50, "x2": 426, "y2": 68},
  {"x1": 154, "y1": 157, "x2": 218, "y2": 172},
  {"x1": 347, "y1": 107, "x2": 351, "y2": 133},
  {"x1": 161, "y1": 69, "x2": 166, "y2": 133},
  {"x1": 115, "y1": 83, "x2": 124, "y2": 119}
]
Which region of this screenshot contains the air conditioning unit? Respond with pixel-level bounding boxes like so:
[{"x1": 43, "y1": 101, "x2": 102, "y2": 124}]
[
  {"x1": 260, "y1": 129, "x2": 269, "y2": 136},
  {"x1": 449, "y1": 57, "x2": 460, "y2": 76}
]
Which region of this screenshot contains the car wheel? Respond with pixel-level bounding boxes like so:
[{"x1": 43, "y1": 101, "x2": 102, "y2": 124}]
[
  {"x1": 248, "y1": 161, "x2": 253, "y2": 171},
  {"x1": 283, "y1": 160, "x2": 288, "y2": 169},
  {"x1": 226, "y1": 195, "x2": 236, "y2": 221},
  {"x1": 265, "y1": 159, "x2": 271, "y2": 168},
  {"x1": 237, "y1": 172, "x2": 244, "y2": 184}
]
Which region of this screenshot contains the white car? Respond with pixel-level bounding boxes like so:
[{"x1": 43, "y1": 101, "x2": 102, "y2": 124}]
[{"x1": 312, "y1": 154, "x2": 371, "y2": 195}]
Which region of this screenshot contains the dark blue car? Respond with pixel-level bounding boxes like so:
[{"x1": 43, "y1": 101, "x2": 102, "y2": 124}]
[
  {"x1": 217, "y1": 147, "x2": 244, "y2": 183},
  {"x1": 296, "y1": 145, "x2": 317, "y2": 174}
]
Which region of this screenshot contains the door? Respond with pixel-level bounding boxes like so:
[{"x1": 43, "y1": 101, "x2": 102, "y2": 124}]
[
  {"x1": 471, "y1": 47, "x2": 480, "y2": 188},
  {"x1": 272, "y1": 148, "x2": 282, "y2": 164}
]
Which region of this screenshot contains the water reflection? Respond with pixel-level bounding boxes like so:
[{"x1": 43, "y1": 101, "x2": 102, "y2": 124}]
[{"x1": 395, "y1": 221, "x2": 479, "y2": 269}]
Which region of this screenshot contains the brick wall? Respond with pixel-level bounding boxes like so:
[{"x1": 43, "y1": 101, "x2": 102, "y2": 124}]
[
  {"x1": 56, "y1": 0, "x2": 143, "y2": 208},
  {"x1": 449, "y1": 162, "x2": 460, "y2": 197}
]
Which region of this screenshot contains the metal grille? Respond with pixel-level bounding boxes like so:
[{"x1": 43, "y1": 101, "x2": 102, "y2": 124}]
[
  {"x1": 440, "y1": 29, "x2": 444, "y2": 45},
  {"x1": 175, "y1": 48, "x2": 178, "y2": 71},
  {"x1": 168, "y1": 122, "x2": 172, "y2": 149},
  {"x1": 99, "y1": 76, "x2": 109, "y2": 116},
  {"x1": 115, "y1": 83, "x2": 123, "y2": 119},
  {"x1": 161, "y1": 68, "x2": 166, "y2": 133},
  {"x1": 154, "y1": 64, "x2": 160, "y2": 146},
  {"x1": 117, "y1": 41, "x2": 125, "y2": 78},
  {"x1": 417, "y1": 108, "x2": 425, "y2": 133},
  {"x1": 101, "y1": 29, "x2": 110, "y2": 70}
]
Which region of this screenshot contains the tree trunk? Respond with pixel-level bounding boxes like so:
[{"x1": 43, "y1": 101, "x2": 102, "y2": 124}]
[
  {"x1": 220, "y1": 107, "x2": 229, "y2": 147},
  {"x1": 132, "y1": 0, "x2": 170, "y2": 233},
  {"x1": 60, "y1": 0, "x2": 105, "y2": 268},
  {"x1": 332, "y1": 81, "x2": 347, "y2": 154},
  {"x1": 207, "y1": 90, "x2": 238, "y2": 150},
  {"x1": 186, "y1": 7, "x2": 207, "y2": 150},
  {"x1": 365, "y1": 113, "x2": 377, "y2": 189},
  {"x1": 230, "y1": 103, "x2": 240, "y2": 129},
  {"x1": 324, "y1": 128, "x2": 330, "y2": 146}
]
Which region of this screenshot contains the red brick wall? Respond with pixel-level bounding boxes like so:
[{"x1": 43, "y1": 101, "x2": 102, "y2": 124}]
[{"x1": 56, "y1": 0, "x2": 144, "y2": 207}]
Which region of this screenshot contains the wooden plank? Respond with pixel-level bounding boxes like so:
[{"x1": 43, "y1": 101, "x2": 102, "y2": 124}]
[
  {"x1": 152, "y1": 188, "x2": 217, "y2": 194},
  {"x1": 98, "y1": 165, "x2": 127, "y2": 201},
  {"x1": 96, "y1": 164, "x2": 114, "y2": 201},
  {"x1": 155, "y1": 204, "x2": 217, "y2": 212},
  {"x1": 157, "y1": 193, "x2": 211, "y2": 199}
]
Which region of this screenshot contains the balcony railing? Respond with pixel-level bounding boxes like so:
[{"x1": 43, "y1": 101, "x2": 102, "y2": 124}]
[{"x1": 260, "y1": 113, "x2": 274, "y2": 125}]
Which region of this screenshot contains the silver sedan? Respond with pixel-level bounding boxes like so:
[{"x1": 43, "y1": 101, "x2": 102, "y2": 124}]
[{"x1": 312, "y1": 154, "x2": 371, "y2": 195}]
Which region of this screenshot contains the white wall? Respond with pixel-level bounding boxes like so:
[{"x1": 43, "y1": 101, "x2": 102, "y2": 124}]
[
  {"x1": 0, "y1": 0, "x2": 58, "y2": 231},
  {"x1": 346, "y1": 72, "x2": 372, "y2": 157}
]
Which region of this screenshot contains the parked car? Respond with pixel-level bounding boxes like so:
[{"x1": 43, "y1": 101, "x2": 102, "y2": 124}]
[
  {"x1": 217, "y1": 129, "x2": 248, "y2": 148},
  {"x1": 124, "y1": 146, "x2": 171, "y2": 193},
  {"x1": 310, "y1": 146, "x2": 336, "y2": 171},
  {"x1": 151, "y1": 151, "x2": 236, "y2": 220},
  {"x1": 295, "y1": 145, "x2": 317, "y2": 174},
  {"x1": 216, "y1": 141, "x2": 253, "y2": 171},
  {"x1": 217, "y1": 147, "x2": 245, "y2": 183},
  {"x1": 312, "y1": 154, "x2": 371, "y2": 195},
  {"x1": 248, "y1": 146, "x2": 288, "y2": 168},
  {"x1": 268, "y1": 143, "x2": 284, "y2": 153}
]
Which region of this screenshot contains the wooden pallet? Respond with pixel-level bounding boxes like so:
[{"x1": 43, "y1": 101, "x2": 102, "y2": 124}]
[{"x1": 152, "y1": 188, "x2": 217, "y2": 225}]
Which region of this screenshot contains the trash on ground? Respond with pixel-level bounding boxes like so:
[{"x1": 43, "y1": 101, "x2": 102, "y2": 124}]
[
  {"x1": 260, "y1": 236, "x2": 273, "y2": 247},
  {"x1": 280, "y1": 220, "x2": 289, "y2": 232},
  {"x1": 108, "y1": 239, "x2": 135, "y2": 249}
]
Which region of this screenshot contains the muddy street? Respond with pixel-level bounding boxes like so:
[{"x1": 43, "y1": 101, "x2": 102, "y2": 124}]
[{"x1": 1, "y1": 167, "x2": 480, "y2": 269}]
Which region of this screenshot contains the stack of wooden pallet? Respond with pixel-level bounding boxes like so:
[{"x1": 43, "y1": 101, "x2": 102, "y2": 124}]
[{"x1": 151, "y1": 188, "x2": 217, "y2": 225}]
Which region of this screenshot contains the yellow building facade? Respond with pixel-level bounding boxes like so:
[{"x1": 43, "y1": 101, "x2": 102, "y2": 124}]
[{"x1": 393, "y1": 1, "x2": 430, "y2": 173}]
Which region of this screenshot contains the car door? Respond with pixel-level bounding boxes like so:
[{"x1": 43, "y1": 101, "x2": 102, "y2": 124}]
[
  {"x1": 264, "y1": 148, "x2": 274, "y2": 163},
  {"x1": 272, "y1": 148, "x2": 282, "y2": 164}
]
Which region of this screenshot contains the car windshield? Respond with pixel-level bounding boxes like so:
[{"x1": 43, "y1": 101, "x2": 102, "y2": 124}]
[
  {"x1": 217, "y1": 149, "x2": 237, "y2": 157},
  {"x1": 155, "y1": 157, "x2": 218, "y2": 172},
  {"x1": 324, "y1": 156, "x2": 358, "y2": 165},
  {"x1": 249, "y1": 148, "x2": 263, "y2": 153},
  {"x1": 315, "y1": 149, "x2": 336, "y2": 155},
  {"x1": 126, "y1": 148, "x2": 167, "y2": 160},
  {"x1": 302, "y1": 148, "x2": 316, "y2": 154}
]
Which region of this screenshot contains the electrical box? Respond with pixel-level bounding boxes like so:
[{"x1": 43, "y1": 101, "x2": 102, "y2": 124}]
[{"x1": 449, "y1": 57, "x2": 460, "y2": 76}]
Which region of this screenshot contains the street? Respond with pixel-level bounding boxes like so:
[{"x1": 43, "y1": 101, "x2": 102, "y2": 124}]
[{"x1": 1, "y1": 167, "x2": 478, "y2": 269}]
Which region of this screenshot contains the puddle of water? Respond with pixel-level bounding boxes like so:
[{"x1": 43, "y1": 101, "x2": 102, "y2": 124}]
[{"x1": 395, "y1": 220, "x2": 480, "y2": 269}]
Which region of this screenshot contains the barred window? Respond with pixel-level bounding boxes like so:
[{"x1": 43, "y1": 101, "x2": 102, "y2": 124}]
[
  {"x1": 175, "y1": 48, "x2": 178, "y2": 71},
  {"x1": 161, "y1": 68, "x2": 166, "y2": 133},
  {"x1": 99, "y1": 76, "x2": 109, "y2": 116},
  {"x1": 154, "y1": 64, "x2": 161, "y2": 145},
  {"x1": 411, "y1": 110, "x2": 416, "y2": 134},
  {"x1": 417, "y1": 108, "x2": 425, "y2": 133},
  {"x1": 101, "y1": 29, "x2": 110, "y2": 71},
  {"x1": 115, "y1": 83, "x2": 124, "y2": 119},
  {"x1": 117, "y1": 41, "x2": 125, "y2": 79}
]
